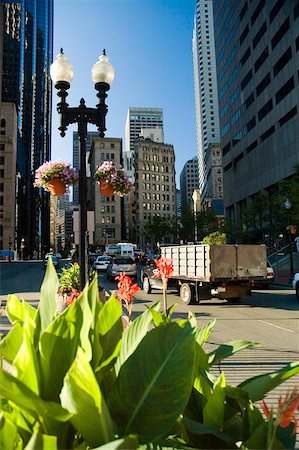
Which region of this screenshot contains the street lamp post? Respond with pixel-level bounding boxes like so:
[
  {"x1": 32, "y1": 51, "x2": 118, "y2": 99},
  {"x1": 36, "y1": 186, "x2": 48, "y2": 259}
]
[
  {"x1": 283, "y1": 198, "x2": 294, "y2": 282},
  {"x1": 50, "y1": 49, "x2": 115, "y2": 290}
]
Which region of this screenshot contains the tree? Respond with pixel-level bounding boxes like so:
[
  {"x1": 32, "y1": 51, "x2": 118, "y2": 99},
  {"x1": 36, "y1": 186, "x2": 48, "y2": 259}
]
[{"x1": 202, "y1": 231, "x2": 226, "y2": 245}]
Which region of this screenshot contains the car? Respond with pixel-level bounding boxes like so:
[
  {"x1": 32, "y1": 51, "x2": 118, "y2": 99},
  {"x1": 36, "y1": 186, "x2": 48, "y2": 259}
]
[
  {"x1": 94, "y1": 255, "x2": 112, "y2": 271},
  {"x1": 107, "y1": 256, "x2": 137, "y2": 281},
  {"x1": 44, "y1": 254, "x2": 60, "y2": 269},
  {"x1": 252, "y1": 260, "x2": 275, "y2": 288},
  {"x1": 292, "y1": 273, "x2": 299, "y2": 300}
]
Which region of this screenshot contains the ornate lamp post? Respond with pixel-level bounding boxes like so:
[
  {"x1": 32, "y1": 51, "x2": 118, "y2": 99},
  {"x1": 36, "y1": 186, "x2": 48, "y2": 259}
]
[
  {"x1": 50, "y1": 49, "x2": 115, "y2": 290},
  {"x1": 283, "y1": 198, "x2": 294, "y2": 282}
]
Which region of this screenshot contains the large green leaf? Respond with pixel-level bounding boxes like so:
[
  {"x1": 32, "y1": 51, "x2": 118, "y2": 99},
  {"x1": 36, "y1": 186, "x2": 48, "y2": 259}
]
[
  {"x1": 238, "y1": 361, "x2": 299, "y2": 402},
  {"x1": 38, "y1": 258, "x2": 59, "y2": 334},
  {"x1": 182, "y1": 417, "x2": 237, "y2": 449},
  {"x1": 92, "y1": 435, "x2": 139, "y2": 449},
  {"x1": 24, "y1": 425, "x2": 58, "y2": 450},
  {"x1": 0, "y1": 322, "x2": 23, "y2": 362},
  {"x1": 39, "y1": 298, "x2": 85, "y2": 401},
  {"x1": 115, "y1": 302, "x2": 160, "y2": 376},
  {"x1": 203, "y1": 372, "x2": 226, "y2": 429},
  {"x1": 87, "y1": 275, "x2": 103, "y2": 368},
  {"x1": 77, "y1": 288, "x2": 93, "y2": 362},
  {"x1": 0, "y1": 412, "x2": 20, "y2": 450},
  {"x1": 5, "y1": 294, "x2": 36, "y2": 325},
  {"x1": 60, "y1": 347, "x2": 114, "y2": 447},
  {"x1": 208, "y1": 340, "x2": 260, "y2": 366},
  {"x1": 195, "y1": 319, "x2": 216, "y2": 346},
  {"x1": 109, "y1": 321, "x2": 196, "y2": 442}
]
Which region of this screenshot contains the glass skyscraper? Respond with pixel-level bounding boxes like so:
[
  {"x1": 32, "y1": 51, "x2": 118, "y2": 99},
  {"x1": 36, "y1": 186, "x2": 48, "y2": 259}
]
[{"x1": 1, "y1": 0, "x2": 53, "y2": 257}]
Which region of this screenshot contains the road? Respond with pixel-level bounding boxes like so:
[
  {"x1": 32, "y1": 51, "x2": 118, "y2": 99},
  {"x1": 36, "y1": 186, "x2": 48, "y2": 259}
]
[{"x1": 1, "y1": 261, "x2": 299, "y2": 420}]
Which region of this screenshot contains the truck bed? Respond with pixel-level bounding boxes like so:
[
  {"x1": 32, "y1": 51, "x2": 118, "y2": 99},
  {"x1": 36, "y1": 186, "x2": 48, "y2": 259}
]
[{"x1": 161, "y1": 244, "x2": 267, "y2": 282}]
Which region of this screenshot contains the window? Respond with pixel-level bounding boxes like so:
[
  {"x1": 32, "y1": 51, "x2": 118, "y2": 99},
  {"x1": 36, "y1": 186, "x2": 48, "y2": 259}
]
[
  {"x1": 241, "y1": 46, "x2": 251, "y2": 65},
  {"x1": 241, "y1": 69, "x2": 252, "y2": 90},
  {"x1": 239, "y1": 2, "x2": 248, "y2": 22},
  {"x1": 271, "y1": 17, "x2": 290, "y2": 50},
  {"x1": 232, "y1": 131, "x2": 242, "y2": 146},
  {"x1": 278, "y1": 106, "x2": 297, "y2": 127},
  {"x1": 246, "y1": 116, "x2": 256, "y2": 133},
  {"x1": 0, "y1": 157, "x2": 4, "y2": 165},
  {"x1": 253, "y1": 21, "x2": 266, "y2": 49},
  {"x1": 0, "y1": 144, "x2": 4, "y2": 151},
  {"x1": 273, "y1": 47, "x2": 292, "y2": 77},
  {"x1": 254, "y1": 47, "x2": 269, "y2": 72},
  {"x1": 294, "y1": 1, "x2": 299, "y2": 20},
  {"x1": 269, "y1": 0, "x2": 286, "y2": 22},
  {"x1": 258, "y1": 99, "x2": 273, "y2": 121},
  {"x1": 261, "y1": 126, "x2": 275, "y2": 141},
  {"x1": 251, "y1": 0, "x2": 265, "y2": 25},
  {"x1": 222, "y1": 142, "x2": 231, "y2": 156},
  {"x1": 246, "y1": 140, "x2": 258, "y2": 153},
  {"x1": 256, "y1": 72, "x2": 271, "y2": 96},
  {"x1": 240, "y1": 24, "x2": 249, "y2": 45},
  {"x1": 275, "y1": 77, "x2": 295, "y2": 104},
  {"x1": 243, "y1": 92, "x2": 254, "y2": 110},
  {"x1": 0, "y1": 119, "x2": 5, "y2": 127}
]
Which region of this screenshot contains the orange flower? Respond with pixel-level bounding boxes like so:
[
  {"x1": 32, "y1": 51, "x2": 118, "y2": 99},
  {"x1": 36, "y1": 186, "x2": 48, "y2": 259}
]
[
  {"x1": 116, "y1": 272, "x2": 140, "y2": 304},
  {"x1": 65, "y1": 289, "x2": 80, "y2": 305},
  {"x1": 276, "y1": 388, "x2": 299, "y2": 435},
  {"x1": 152, "y1": 257, "x2": 174, "y2": 285}
]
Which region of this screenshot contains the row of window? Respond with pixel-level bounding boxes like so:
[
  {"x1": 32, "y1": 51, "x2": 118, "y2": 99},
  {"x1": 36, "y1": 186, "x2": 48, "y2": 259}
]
[
  {"x1": 101, "y1": 216, "x2": 115, "y2": 224},
  {"x1": 141, "y1": 203, "x2": 175, "y2": 211},
  {"x1": 223, "y1": 105, "x2": 298, "y2": 163},
  {"x1": 140, "y1": 164, "x2": 171, "y2": 173},
  {"x1": 142, "y1": 193, "x2": 173, "y2": 201}
]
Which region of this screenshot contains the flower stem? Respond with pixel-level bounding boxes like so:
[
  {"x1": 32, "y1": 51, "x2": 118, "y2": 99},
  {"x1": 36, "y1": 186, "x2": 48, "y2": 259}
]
[{"x1": 162, "y1": 282, "x2": 167, "y2": 315}]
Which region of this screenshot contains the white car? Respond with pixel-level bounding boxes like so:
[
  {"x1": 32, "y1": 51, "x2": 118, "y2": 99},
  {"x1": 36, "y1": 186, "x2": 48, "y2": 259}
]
[
  {"x1": 94, "y1": 255, "x2": 111, "y2": 271},
  {"x1": 292, "y1": 273, "x2": 299, "y2": 300}
]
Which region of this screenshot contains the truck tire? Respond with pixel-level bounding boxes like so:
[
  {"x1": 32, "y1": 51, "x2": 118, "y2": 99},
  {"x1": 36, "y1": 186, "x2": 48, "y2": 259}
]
[
  {"x1": 180, "y1": 283, "x2": 194, "y2": 305},
  {"x1": 295, "y1": 281, "x2": 299, "y2": 301},
  {"x1": 226, "y1": 297, "x2": 241, "y2": 304},
  {"x1": 143, "y1": 276, "x2": 152, "y2": 294}
]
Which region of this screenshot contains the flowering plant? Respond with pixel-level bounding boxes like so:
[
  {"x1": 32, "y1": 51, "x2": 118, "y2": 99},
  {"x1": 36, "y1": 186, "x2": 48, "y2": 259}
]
[
  {"x1": 153, "y1": 257, "x2": 174, "y2": 314},
  {"x1": 116, "y1": 272, "x2": 140, "y2": 326},
  {"x1": 34, "y1": 160, "x2": 78, "y2": 191},
  {"x1": 94, "y1": 160, "x2": 132, "y2": 196}
]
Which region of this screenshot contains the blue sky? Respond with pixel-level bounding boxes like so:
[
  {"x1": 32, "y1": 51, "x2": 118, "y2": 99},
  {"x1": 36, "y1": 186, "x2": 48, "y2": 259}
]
[{"x1": 51, "y1": 0, "x2": 197, "y2": 183}]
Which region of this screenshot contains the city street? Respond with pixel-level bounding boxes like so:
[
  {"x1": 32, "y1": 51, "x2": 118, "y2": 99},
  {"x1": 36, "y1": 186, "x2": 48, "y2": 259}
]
[{"x1": 1, "y1": 261, "x2": 299, "y2": 421}]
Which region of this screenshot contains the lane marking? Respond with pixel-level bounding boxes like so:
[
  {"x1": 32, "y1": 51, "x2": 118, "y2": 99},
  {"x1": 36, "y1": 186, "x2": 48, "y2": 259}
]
[{"x1": 259, "y1": 320, "x2": 295, "y2": 333}]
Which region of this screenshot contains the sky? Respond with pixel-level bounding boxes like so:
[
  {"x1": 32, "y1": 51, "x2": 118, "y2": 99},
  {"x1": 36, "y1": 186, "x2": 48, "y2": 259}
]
[{"x1": 51, "y1": 0, "x2": 198, "y2": 184}]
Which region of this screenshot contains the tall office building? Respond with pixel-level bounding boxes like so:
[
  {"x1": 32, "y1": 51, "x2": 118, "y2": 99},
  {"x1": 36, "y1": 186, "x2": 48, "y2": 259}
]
[
  {"x1": 1, "y1": 1, "x2": 53, "y2": 257},
  {"x1": 180, "y1": 156, "x2": 199, "y2": 210},
  {"x1": 192, "y1": 1, "x2": 223, "y2": 211},
  {"x1": 213, "y1": 0, "x2": 299, "y2": 225}
]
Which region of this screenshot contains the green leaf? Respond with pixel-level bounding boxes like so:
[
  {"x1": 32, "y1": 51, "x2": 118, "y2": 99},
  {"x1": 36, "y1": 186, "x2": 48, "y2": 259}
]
[
  {"x1": 60, "y1": 347, "x2": 114, "y2": 447},
  {"x1": 24, "y1": 425, "x2": 58, "y2": 450},
  {"x1": 92, "y1": 435, "x2": 139, "y2": 449},
  {"x1": 0, "y1": 322, "x2": 24, "y2": 362},
  {"x1": 39, "y1": 298, "x2": 85, "y2": 401},
  {"x1": 0, "y1": 412, "x2": 20, "y2": 450},
  {"x1": 109, "y1": 321, "x2": 196, "y2": 442},
  {"x1": 5, "y1": 294, "x2": 36, "y2": 325},
  {"x1": 203, "y1": 372, "x2": 226, "y2": 428},
  {"x1": 87, "y1": 276, "x2": 104, "y2": 369},
  {"x1": 238, "y1": 361, "x2": 299, "y2": 402},
  {"x1": 182, "y1": 417, "x2": 237, "y2": 449},
  {"x1": 38, "y1": 258, "x2": 59, "y2": 334},
  {"x1": 195, "y1": 319, "x2": 216, "y2": 346},
  {"x1": 208, "y1": 340, "x2": 260, "y2": 366},
  {"x1": 115, "y1": 301, "x2": 160, "y2": 376}
]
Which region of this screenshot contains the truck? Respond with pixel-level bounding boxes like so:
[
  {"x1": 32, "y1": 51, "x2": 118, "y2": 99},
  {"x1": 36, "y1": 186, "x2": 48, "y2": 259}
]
[
  {"x1": 105, "y1": 243, "x2": 135, "y2": 257},
  {"x1": 141, "y1": 244, "x2": 268, "y2": 304}
]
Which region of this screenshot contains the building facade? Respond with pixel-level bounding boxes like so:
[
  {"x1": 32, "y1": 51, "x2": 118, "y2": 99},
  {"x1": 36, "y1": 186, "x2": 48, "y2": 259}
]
[
  {"x1": 193, "y1": 0, "x2": 223, "y2": 211},
  {"x1": 180, "y1": 156, "x2": 199, "y2": 210},
  {"x1": 133, "y1": 137, "x2": 176, "y2": 249},
  {"x1": 1, "y1": 0, "x2": 53, "y2": 257},
  {"x1": 89, "y1": 137, "x2": 125, "y2": 249},
  {"x1": 213, "y1": 0, "x2": 299, "y2": 225}
]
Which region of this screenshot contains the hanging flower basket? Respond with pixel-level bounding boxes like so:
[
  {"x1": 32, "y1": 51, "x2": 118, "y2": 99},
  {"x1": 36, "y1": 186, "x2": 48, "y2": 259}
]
[
  {"x1": 99, "y1": 179, "x2": 115, "y2": 197},
  {"x1": 48, "y1": 178, "x2": 66, "y2": 196},
  {"x1": 34, "y1": 160, "x2": 78, "y2": 194},
  {"x1": 94, "y1": 161, "x2": 132, "y2": 197}
]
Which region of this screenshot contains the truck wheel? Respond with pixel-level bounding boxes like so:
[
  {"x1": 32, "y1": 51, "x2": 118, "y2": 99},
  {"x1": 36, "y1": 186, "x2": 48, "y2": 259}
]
[
  {"x1": 296, "y1": 282, "x2": 299, "y2": 301},
  {"x1": 143, "y1": 276, "x2": 152, "y2": 294},
  {"x1": 180, "y1": 283, "x2": 194, "y2": 305},
  {"x1": 226, "y1": 297, "x2": 241, "y2": 304}
]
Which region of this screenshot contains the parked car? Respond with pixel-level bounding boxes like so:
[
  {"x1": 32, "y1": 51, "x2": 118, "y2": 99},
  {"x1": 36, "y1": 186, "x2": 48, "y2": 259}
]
[
  {"x1": 94, "y1": 255, "x2": 111, "y2": 271},
  {"x1": 252, "y1": 260, "x2": 275, "y2": 288},
  {"x1": 44, "y1": 254, "x2": 60, "y2": 269},
  {"x1": 292, "y1": 273, "x2": 299, "y2": 300},
  {"x1": 107, "y1": 256, "x2": 137, "y2": 281}
]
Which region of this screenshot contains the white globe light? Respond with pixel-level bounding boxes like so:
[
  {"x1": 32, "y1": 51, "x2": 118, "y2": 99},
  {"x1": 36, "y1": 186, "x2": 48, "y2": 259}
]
[
  {"x1": 50, "y1": 50, "x2": 74, "y2": 84},
  {"x1": 92, "y1": 51, "x2": 115, "y2": 85}
]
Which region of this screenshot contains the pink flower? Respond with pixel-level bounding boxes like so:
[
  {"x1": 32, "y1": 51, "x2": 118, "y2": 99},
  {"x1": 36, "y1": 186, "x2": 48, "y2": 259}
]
[{"x1": 153, "y1": 257, "x2": 174, "y2": 285}]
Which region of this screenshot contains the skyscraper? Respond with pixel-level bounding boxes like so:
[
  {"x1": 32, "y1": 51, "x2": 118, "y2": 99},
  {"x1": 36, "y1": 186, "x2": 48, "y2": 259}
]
[
  {"x1": 213, "y1": 0, "x2": 299, "y2": 225},
  {"x1": 1, "y1": 0, "x2": 53, "y2": 257},
  {"x1": 180, "y1": 156, "x2": 199, "y2": 210},
  {"x1": 192, "y1": 0, "x2": 223, "y2": 211}
]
